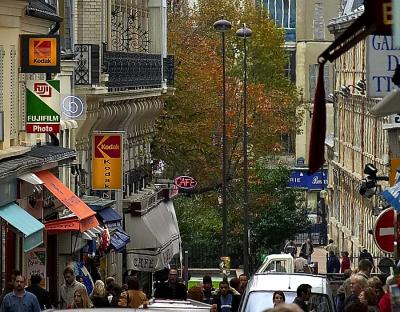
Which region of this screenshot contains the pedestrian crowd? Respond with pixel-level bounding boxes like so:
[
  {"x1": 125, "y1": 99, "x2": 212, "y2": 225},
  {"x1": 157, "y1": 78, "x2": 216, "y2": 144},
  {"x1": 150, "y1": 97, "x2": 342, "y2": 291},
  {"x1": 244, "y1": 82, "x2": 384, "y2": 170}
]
[{"x1": 0, "y1": 239, "x2": 397, "y2": 312}]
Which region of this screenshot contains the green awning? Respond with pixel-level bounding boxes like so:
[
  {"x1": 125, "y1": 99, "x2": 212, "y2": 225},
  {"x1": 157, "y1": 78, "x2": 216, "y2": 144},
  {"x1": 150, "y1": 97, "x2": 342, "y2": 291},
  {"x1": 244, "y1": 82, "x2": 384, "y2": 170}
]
[{"x1": 0, "y1": 202, "x2": 44, "y2": 252}]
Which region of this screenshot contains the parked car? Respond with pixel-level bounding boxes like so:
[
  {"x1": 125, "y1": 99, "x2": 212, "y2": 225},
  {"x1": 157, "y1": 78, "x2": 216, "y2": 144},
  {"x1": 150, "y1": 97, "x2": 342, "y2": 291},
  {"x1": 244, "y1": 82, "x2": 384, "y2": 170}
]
[{"x1": 239, "y1": 273, "x2": 335, "y2": 312}]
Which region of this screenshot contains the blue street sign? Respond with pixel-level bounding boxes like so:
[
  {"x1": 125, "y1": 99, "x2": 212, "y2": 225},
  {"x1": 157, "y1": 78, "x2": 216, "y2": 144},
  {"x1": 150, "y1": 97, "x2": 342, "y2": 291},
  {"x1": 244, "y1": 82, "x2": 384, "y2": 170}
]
[{"x1": 288, "y1": 169, "x2": 328, "y2": 190}]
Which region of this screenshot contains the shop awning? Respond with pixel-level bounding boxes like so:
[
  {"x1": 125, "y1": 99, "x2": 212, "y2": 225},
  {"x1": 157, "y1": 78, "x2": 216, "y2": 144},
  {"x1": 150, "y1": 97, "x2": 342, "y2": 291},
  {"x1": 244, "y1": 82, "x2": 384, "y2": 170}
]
[
  {"x1": 18, "y1": 172, "x2": 44, "y2": 185},
  {"x1": 110, "y1": 228, "x2": 130, "y2": 252},
  {"x1": 0, "y1": 202, "x2": 44, "y2": 252},
  {"x1": 97, "y1": 207, "x2": 122, "y2": 224},
  {"x1": 35, "y1": 170, "x2": 99, "y2": 232},
  {"x1": 125, "y1": 201, "x2": 181, "y2": 272}
]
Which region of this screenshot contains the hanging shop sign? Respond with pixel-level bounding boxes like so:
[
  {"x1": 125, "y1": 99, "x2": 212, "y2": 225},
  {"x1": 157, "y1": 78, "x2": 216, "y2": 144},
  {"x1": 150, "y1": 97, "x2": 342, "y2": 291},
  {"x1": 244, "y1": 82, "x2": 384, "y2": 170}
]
[
  {"x1": 20, "y1": 35, "x2": 60, "y2": 73},
  {"x1": 174, "y1": 175, "x2": 197, "y2": 190},
  {"x1": 366, "y1": 35, "x2": 400, "y2": 98},
  {"x1": 26, "y1": 80, "x2": 60, "y2": 133},
  {"x1": 92, "y1": 132, "x2": 123, "y2": 190},
  {"x1": 374, "y1": 0, "x2": 393, "y2": 34},
  {"x1": 26, "y1": 248, "x2": 46, "y2": 288}
]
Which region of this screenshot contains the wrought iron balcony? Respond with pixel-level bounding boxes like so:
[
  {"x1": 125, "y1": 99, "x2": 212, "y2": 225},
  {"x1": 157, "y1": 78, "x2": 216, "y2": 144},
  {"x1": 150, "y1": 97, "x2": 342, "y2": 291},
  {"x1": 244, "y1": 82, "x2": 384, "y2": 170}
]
[
  {"x1": 74, "y1": 44, "x2": 174, "y2": 91},
  {"x1": 103, "y1": 51, "x2": 162, "y2": 91},
  {"x1": 74, "y1": 44, "x2": 100, "y2": 85}
]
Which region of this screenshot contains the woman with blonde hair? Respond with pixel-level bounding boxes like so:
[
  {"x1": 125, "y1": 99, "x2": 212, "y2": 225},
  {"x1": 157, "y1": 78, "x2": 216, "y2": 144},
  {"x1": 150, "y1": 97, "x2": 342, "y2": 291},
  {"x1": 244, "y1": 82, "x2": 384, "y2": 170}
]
[
  {"x1": 118, "y1": 276, "x2": 149, "y2": 308},
  {"x1": 73, "y1": 287, "x2": 93, "y2": 308},
  {"x1": 91, "y1": 280, "x2": 110, "y2": 307}
]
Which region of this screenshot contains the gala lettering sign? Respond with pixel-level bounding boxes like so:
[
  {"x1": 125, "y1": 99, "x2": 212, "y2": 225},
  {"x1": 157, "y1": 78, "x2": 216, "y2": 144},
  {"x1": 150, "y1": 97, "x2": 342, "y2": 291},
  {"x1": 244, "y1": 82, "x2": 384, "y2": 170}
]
[{"x1": 92, "y1": 132, "x2": 123, "y2": 190}]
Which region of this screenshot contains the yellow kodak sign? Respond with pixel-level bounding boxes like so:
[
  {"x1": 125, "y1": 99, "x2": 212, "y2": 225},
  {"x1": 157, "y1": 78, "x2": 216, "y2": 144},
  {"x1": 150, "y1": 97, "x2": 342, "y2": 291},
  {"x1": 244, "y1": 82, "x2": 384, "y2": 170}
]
[{"x1": 92, "y1": 133, "x2": 123, "y2": 190}]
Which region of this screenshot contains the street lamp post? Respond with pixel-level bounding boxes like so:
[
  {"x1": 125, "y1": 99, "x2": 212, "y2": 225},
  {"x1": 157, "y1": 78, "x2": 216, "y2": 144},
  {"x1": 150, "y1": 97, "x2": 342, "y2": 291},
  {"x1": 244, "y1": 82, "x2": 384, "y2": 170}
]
[
  {"x1": 213, "y1": 18, "x2": 232, "y2": 257},
  {"x1": 237, "y1": 24, "x2": 252, "y2": 276}
]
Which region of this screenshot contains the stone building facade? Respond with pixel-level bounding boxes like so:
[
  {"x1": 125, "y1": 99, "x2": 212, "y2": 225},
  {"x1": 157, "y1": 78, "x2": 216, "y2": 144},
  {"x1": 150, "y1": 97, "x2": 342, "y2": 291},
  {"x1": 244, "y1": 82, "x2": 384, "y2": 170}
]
[{"x1": 326, "y1": 0, "x2": 391, "y2": 259}]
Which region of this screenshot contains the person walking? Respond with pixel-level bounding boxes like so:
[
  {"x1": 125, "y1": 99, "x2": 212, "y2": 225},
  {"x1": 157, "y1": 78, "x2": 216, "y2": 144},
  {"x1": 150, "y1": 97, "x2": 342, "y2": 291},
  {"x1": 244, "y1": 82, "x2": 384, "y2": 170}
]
[
  {"x1": 91, "y1": 280, "x2": 109, "y2": 307},
  {"x1": 273, "y1": 291, "x2": 286, "y2": 307},
  {"x1": 0, "y1": 275, "x2": 41, "y2": 312},
  {"x1": 60, "y1": 266, "x2": 86, "y2": 309},
  {"x1": 72, "y1": 287, "x2": 93, "y2": 308},
  {"x1": 26, "y1": 274, "x2": 51, "y2": 310},
  {"x1": 336, "y1": 260, "x2": 372, "y2": 312},
  {"x1": 325, "y1": 239, "x2": 339, "y2": 256},
  {"x1": 292, "y1": 284, "x2": 312, "y2": 312},
  {"x1": 300, "y1": 238, "x2": 314, "y2": 264},
  {"x1": 294, "y1": 253, "x2": 308, "y2": 273},
  {"x1": 118, "y1": 276, "x2": 148, "y2": 308},
  {"x1": 359, "y1": 287, "x2": 379, "y2": 312},
  {"x1": 154, "y1": 268, "x2": 187, "y2": 300},
  {"x1": 238, "y1": 274, "x2": 248, "y2": 295},
  {"x1": 211, "y1": 280, "x2": 241, "y2": 312},
  {"x1": 359, "y1": 249, "x2": 374, "y2": 267},
  {"x1": 284, "y1": 240, "x2": 297, "y2": 258},
  {"x1": 0, "y1": 270, "x2": 20, "y2": 305},
  {"x1": 327, "y1": 251, "x2": 341, "y2": 273},
  {"x1": 340, "y1": 251, "x2": 351, "y2": 273},
  {"x1": 202, "y1": 275, "x2": 215, "y2": 304},
  {"x1": 344, "y1": 274, "x2": 368, "y2": 310}
]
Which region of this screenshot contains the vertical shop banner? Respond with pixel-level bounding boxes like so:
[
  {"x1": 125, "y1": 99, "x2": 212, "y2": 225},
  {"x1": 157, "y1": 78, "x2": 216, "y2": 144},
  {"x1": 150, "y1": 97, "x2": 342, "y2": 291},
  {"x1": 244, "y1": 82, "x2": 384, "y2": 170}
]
[
  {"x1": 26, "y1": 80, "x2": 60, "y2": 133},
  {"x1": 92, "y1": 132, "x2": 123, "y2": 190},
  {"x1": 26, "y1": 248, "x2": 46, "y2": 288}
]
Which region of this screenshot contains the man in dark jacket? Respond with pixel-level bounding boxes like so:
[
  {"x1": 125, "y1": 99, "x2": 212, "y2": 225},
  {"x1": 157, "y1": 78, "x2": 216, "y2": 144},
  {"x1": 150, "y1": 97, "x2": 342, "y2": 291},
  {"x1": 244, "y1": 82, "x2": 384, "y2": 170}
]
[
  {"x1": 211, "y1": 280, "x2": 240, "y2": 312},
  {"x1": 202, "y1": 275, "x2": 214, "y2": 304},
  {"x1": 293, "y1": 284, "x2": 312, "y2": 312},
  {"x1": 359, "y1": 249, "x2": 374, "y2": 267},
  {"x1": 327, "y1": 251, "x2": 341, "y2": 273},
  {"x1": 26, "y1": 274, "x2": 51, "y2": 310},
  {"x1": 154, "y1": 268, "x2": 187, "y2": 300}
]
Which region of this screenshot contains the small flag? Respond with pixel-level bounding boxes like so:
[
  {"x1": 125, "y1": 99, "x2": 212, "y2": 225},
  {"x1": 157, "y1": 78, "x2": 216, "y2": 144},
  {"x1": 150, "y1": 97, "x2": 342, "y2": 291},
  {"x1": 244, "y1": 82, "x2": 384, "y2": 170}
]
[{"x1": 308, "y1": 64, "x2": 326, "y2": 174}]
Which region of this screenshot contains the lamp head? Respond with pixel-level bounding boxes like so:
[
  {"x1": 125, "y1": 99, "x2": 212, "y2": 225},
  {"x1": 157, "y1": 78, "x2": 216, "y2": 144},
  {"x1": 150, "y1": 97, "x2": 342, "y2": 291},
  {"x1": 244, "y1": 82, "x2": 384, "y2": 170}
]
[
  {"x1": 213, "y1": 19, "x2": 232, "y2": 33},
  {"x1": 364, "y1": 163, "x2": 378, "y2": 177},
  {"x1": 339, "y1": 85, "x2": 351, "y2": 97},
  {"x1": 236, "y1": 25, "x2": 252, "y2": 38},
  {"x1": 355, "y1": 79, "x2": 366, "y2": 93}
]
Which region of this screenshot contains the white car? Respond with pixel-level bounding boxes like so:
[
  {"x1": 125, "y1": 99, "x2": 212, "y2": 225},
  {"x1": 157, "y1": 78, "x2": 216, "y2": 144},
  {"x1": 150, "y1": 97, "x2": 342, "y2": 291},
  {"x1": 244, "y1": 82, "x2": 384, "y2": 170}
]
[{"x1": 239, "y1": 273, "x2": 335, "y2": 312}]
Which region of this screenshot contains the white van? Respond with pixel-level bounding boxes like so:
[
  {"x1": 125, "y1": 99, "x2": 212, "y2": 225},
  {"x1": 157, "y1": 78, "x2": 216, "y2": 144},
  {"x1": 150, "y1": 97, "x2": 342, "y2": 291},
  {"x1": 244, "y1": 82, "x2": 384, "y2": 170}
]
[{"x1": 239, "y1": 273, "x2": 335, "y2": 312}]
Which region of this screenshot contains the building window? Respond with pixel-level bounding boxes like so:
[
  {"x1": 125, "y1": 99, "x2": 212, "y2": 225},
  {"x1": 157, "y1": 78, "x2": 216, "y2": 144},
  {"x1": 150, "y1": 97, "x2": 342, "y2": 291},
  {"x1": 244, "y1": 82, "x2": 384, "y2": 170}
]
[{"x1": 262, "y1": 0, "x2": 296, "y2": 42}]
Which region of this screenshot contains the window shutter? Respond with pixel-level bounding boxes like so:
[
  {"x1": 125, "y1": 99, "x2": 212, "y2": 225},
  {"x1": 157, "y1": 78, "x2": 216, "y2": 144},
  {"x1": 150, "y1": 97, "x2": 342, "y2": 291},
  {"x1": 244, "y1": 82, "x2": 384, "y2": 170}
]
[{"x1": 309, "y1": 64, "x2": 318, "y2": 101}]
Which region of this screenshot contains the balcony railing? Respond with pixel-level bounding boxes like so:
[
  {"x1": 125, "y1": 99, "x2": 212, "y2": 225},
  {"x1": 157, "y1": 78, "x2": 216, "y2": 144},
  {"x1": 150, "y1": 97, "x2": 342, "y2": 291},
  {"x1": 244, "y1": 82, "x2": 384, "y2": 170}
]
[
  {"x1": 103, "y1": 51, "x2": 162, "y2": 91},
  {"x1": 74, "y1": 44, "x2": 100, "y2": 85},
  {"x1": 74, "y1": 44, "x2": 174, "y2": 91}
]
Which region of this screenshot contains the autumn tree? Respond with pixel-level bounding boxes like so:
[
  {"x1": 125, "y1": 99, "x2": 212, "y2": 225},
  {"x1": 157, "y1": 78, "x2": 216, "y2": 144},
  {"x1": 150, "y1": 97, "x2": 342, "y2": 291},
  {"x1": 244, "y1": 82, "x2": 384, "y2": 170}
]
[
  {"x1": 153, "y1": 0, "x2": 306, "y2": 264},
  {"x1": 154, "y1": 0, "x2": 302, "y2": 188}
]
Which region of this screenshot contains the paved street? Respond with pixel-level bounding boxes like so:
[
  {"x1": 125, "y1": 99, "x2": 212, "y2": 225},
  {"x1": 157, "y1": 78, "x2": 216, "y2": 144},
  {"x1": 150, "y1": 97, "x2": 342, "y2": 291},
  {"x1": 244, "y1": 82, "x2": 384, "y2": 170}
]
[{"x1": 311, "y1": 247, "x2": 327, "y2": 274}]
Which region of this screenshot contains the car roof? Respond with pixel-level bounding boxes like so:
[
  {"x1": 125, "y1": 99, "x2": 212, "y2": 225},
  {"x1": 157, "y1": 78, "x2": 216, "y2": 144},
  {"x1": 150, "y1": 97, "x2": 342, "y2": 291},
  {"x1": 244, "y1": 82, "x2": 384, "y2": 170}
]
[
  {"x1": 247, "y1": 273, "x2": 330, "y2": 294},
  {"x1": 264, "y1": 254, "x2": 293, "y2": 260}
]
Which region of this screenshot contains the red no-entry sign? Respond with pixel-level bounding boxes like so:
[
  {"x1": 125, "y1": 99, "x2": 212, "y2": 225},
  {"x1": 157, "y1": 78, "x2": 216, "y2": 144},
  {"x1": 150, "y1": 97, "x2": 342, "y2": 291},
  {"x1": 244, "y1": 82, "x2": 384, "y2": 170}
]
[{"x1": 374, "y1": 208, "x2": 395, "y2": 253}]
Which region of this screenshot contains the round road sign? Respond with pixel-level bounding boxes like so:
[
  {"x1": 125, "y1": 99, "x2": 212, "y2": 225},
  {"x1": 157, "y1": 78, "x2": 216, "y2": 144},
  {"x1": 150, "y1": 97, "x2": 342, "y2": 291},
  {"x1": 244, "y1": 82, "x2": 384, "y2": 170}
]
[{"x1": 374, "y1": 208, "x2": 395, "y2": 253}]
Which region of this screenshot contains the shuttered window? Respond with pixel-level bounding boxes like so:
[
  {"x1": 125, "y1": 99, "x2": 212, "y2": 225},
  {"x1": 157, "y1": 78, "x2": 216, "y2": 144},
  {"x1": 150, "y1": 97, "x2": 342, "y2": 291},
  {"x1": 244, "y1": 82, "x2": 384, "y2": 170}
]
[{"x1": 309, "y1": 63, "x2": 330, "y2": 102}]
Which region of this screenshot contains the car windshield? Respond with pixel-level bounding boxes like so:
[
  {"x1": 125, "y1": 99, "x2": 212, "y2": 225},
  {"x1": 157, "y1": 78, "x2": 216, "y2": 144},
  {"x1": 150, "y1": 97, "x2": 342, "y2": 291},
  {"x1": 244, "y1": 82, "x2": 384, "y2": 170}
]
[{"x1": 243, "y1": 291, "x2": 333, "y2": 312}]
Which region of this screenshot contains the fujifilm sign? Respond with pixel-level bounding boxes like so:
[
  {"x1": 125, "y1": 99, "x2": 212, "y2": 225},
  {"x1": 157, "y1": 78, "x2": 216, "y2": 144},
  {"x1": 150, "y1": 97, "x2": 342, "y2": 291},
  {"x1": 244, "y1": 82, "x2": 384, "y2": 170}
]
[{"x1": 366, "y1": 35, "x2": 400, "y2": 98}]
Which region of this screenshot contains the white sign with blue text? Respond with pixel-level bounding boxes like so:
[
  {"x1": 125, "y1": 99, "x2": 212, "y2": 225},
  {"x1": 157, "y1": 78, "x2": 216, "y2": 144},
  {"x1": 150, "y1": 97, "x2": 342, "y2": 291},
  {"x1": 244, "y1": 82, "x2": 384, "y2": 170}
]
[{"x1": 366, "y1": 35, "x2": 400, "y2": 98}]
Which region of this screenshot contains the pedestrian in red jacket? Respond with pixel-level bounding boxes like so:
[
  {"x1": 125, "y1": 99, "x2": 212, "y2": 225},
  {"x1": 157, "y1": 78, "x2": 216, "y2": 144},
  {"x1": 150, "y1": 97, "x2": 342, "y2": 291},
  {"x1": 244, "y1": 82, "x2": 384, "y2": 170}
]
[{"x1": 340, "y1": 251, "x2": 351, "y2": 273}]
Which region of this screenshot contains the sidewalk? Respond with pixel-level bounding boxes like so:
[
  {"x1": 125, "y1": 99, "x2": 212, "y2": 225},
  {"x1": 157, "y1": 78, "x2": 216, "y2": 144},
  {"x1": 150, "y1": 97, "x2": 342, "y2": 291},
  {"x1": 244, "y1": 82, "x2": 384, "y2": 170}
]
[{"x1": 311, "y1": 247, "x2": 327, "y2": 274}]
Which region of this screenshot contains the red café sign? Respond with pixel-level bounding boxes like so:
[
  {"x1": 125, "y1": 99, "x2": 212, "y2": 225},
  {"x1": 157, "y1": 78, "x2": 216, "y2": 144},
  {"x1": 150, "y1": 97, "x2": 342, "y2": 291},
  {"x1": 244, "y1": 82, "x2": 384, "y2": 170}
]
[{"x1": 174, "y1": 176, "x2": 197, "y2": 190}]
